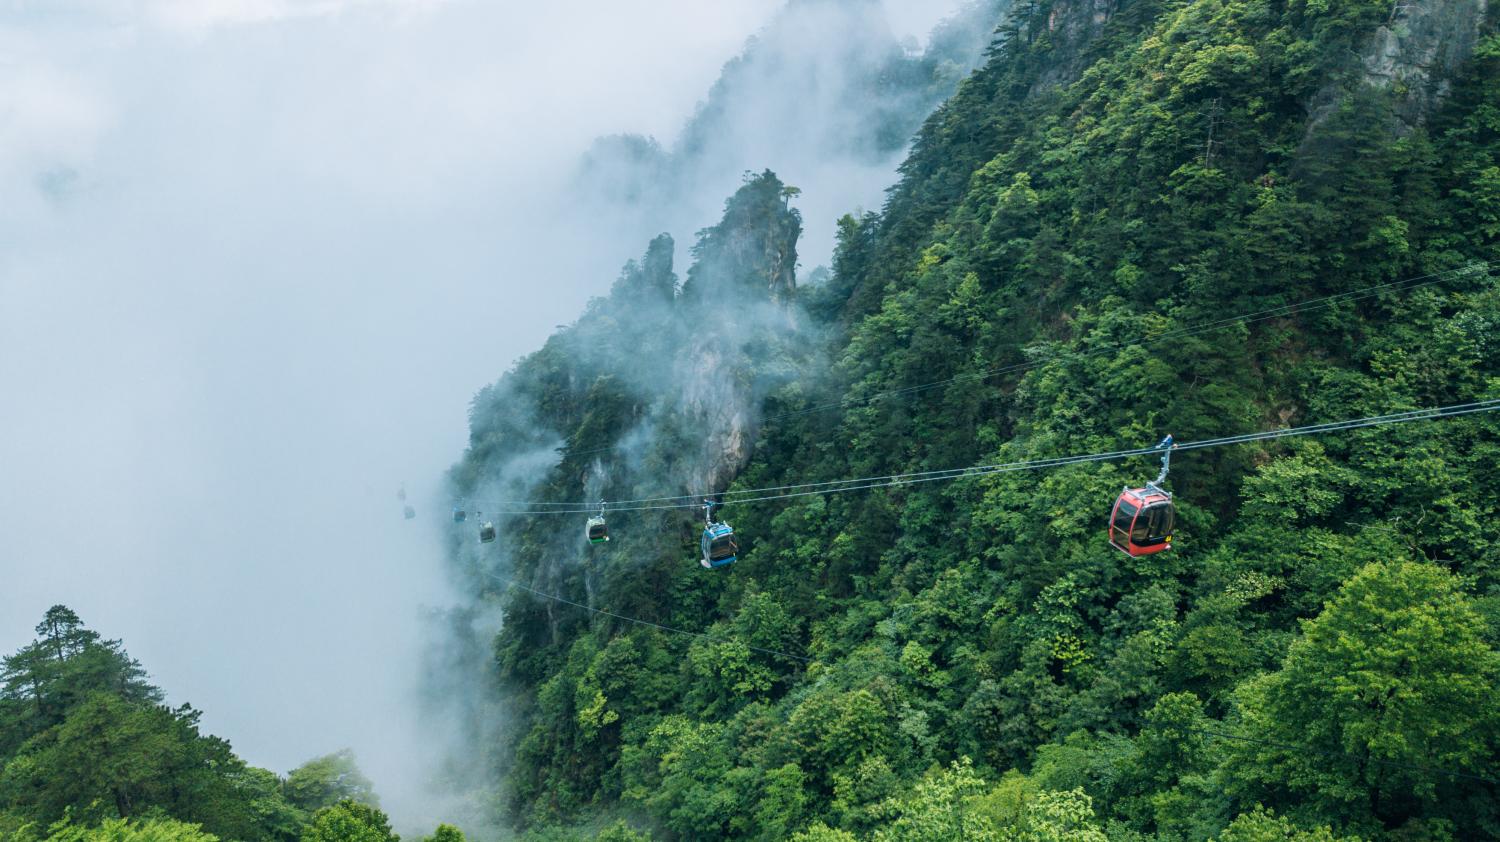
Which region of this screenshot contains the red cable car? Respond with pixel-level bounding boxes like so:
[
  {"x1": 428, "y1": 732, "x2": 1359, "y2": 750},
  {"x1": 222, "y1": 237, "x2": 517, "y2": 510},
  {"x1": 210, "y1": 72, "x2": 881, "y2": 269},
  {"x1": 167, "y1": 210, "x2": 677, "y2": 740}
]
[{"x1": 1108, "y1": 435, "x2": 1177, "y2": 557}]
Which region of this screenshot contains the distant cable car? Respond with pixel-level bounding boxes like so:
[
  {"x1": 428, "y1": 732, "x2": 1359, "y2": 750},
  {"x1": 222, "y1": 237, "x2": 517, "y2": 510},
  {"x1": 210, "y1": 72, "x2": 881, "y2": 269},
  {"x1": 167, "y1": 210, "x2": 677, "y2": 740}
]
[
  {"x1": 1109, "y1": 435, "x2": 1176, "y2": 557},
  {"x1": 453, "y1": 507, "x2": 467, "y2": 523},
  {"x1": 479, "y1": 519, "x2": 497, "y2": 543},
  {"x1": 397, "y1": 485, "x2": 407, "y2": 502},
  {"x1": 700, "y1": 501, "x2": 738, "y2": 568},
  {"x1": 585, "y1": 501, "x2": 609, "y2": 544},
  {"x1": 403, "y1": 505, "x2": 416, "y2": 520}
]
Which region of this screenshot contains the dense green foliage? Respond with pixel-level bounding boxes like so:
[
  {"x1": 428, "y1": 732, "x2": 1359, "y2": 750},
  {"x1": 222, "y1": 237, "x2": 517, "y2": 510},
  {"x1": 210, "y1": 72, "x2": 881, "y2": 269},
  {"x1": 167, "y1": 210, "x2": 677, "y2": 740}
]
[
  {"x1": 0, "y1": 608, "x2": 458, "y2": 842},
  {"x1": 453, "y1": 0, "x2": 1500, "y2": 837},
  {"x1": 283, "y1": 752, "x2": 379, "y2": 814},
  {"x1": 301, "y1": 802, "x2": 398, "y2": 842},
  {"x1": 12, "y1": 817, "x2": 222, "y2": 842}
]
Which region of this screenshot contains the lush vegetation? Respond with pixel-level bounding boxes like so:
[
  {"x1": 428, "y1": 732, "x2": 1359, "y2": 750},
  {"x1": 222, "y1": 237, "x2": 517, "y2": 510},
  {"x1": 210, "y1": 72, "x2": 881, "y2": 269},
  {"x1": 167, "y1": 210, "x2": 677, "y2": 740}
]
[
  {"x1": 450, "y1": 0, "x2": 1500, "y2": 838},
  {"x1": 0, "y1": 607, "x2": 460, "y2": 842}
]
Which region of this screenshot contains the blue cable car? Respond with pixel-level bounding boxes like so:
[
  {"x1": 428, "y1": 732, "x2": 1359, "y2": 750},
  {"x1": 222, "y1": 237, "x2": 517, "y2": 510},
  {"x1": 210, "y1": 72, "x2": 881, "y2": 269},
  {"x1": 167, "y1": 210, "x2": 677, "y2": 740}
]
[
  {"x1": 453, "y1": 507, "x2": 467, "y2": 523},
  {"x1": 403, "y1": 505, "x2": 416, "y2": 520},
  {"x1": 700, "y1": 501, "x2": 737, "y2": 568}
]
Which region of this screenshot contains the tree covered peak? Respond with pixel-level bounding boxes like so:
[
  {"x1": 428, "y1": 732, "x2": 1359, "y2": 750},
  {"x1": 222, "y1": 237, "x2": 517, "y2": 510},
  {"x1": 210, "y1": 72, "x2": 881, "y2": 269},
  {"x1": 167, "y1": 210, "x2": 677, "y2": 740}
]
[{"x1": 445, "y1": 0, "x2": 1500, "y2": 838}]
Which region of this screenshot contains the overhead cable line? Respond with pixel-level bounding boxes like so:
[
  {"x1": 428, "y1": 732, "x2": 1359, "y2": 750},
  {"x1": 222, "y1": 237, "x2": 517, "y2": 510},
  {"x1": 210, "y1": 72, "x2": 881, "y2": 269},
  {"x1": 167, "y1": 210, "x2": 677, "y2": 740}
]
[
  {"x1": 464, "y1": 262, "x2": 1490, "y2": 508},
  {"x1": 467, "y1": 398, "x2": 1500, "y2": 515}
]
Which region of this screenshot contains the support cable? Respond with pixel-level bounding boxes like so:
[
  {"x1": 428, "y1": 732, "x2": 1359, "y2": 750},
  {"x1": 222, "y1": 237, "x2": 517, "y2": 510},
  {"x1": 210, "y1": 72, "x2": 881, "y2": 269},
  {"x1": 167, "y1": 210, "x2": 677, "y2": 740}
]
[{"x1": 467, "y1": 399, "x2": 1500, "y2": 515}]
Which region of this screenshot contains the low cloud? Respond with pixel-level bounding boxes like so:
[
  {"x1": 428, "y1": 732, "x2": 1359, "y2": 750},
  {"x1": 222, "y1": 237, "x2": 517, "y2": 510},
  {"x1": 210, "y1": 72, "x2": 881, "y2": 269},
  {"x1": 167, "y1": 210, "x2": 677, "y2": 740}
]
[{"x1": 0, "y1": 0, "x2": 978, "y2": 833}]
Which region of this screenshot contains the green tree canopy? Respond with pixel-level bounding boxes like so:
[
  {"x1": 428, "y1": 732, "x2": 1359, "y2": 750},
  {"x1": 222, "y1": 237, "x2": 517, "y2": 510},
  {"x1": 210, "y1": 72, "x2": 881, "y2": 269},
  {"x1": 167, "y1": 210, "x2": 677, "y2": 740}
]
[
  {"x1": 1227, "y1": 560, "x2": 1500, "y2": 831},
  {"x1": 0, "y1": 609, "x2": 313, "y2": 842},
  {"x1": 35, "y1": 817, "x2": 220, "y2": 842},
  {"x1": 1, "y1": 607, "x2": 159, "y2": 756},
  {"x1": 283, "y1": 751, "x2": 378, "y2": 812},
  {"x1": 419, "y1": 824, "x2": 465, "y2": 842},
  {"x1": 1213, "y1": 806, "x2": 1356, "y2": 842},
  {"x1": 0, "y1": 692, "x2": 263, "y2": 840},
  {"x1": 300, "y1": 801, "x2": 397, "y2": 842}
]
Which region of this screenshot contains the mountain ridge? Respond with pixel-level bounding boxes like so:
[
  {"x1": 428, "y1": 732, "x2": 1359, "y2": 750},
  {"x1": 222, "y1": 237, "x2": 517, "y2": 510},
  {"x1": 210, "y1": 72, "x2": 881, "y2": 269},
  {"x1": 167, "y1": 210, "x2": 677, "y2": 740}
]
[{"x1": 444, "y1": 0, "x2": 1499, "y2": 837}]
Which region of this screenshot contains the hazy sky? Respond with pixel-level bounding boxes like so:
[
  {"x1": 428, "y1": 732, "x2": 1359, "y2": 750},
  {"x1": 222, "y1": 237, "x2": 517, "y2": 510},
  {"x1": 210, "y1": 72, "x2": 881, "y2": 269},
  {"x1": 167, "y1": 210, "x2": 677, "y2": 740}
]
[{"x1": 0, "y1": 0, "x2": 963, "y2": 830}]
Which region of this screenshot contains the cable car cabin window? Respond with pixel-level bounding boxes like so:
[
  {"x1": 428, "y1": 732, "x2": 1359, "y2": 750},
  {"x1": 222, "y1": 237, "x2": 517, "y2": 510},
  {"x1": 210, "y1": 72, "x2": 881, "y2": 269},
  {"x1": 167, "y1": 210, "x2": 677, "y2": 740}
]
[
  {"x1": 1112, "y1": 500, "x2": 1138, "y2": 534},
  {"x1": 705, "y1": 534, "x2": 737, "y2": 562},
  {"x1": 1130, "y1": 503, "x2": 1173, "y2": 546},
  {"x1": 709, "y1": 535, "x2": 736, "y2": 560}
]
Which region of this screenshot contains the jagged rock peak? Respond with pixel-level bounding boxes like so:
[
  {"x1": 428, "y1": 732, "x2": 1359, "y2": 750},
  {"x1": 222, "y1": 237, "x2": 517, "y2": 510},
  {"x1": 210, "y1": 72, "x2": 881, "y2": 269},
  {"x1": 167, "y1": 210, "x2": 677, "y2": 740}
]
[
  {"x1": 679, "y1": 170, "x2": 802, "y2": 307},
  {"x1": 610, "y1": 233, "x2": 677, "y2": 304}
]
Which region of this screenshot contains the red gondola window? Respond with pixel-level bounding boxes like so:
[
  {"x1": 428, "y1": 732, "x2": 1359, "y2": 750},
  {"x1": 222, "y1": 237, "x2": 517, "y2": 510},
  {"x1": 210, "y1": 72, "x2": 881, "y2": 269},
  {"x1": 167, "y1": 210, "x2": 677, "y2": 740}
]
[{"x1": 1132, "y1": 503, "x2": 1173, "y2": 546}]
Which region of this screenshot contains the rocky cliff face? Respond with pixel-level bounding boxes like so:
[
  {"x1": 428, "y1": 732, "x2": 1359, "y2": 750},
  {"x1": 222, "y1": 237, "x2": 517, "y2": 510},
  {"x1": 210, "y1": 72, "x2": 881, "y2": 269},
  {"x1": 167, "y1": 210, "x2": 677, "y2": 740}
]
[
  {"x1": 609, "y1": 233, "x2": 678, "y2": 305},
  {"x1": 1025, "y1": 0, "x2": 1487, "y2": 129},
  {"x1": 1359, "y1": 0, "x2": 1489, "y2": 124},
  {"x1": 674, "y1": 172, "x2": 803, "y2": 492},
  {"x1": 679, "y1": 173, "x2": 801, "y2": 307},
  {"x1": 1035, "y1": 0, "x2": 1123, "y2": 90},
  {"x1": 453, "y1": 172, "x2": 805, "y2": 533}
]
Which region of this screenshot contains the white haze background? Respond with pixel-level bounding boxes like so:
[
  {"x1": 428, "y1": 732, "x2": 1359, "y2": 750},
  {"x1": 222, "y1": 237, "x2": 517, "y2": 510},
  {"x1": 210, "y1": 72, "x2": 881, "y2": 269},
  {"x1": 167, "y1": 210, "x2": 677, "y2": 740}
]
[{"x1": 0, "y1": 0, "x2": 964, "y2": 831}]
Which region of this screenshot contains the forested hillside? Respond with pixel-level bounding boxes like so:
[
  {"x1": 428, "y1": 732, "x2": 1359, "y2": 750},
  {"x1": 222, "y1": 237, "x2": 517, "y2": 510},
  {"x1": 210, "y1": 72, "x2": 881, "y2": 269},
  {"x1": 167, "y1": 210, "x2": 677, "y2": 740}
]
[
  {"x1": 0, "y1": 607, "x2": 461, "y2": 842},
  {"x1": 447, "y1": 0, "x2": 1500, "y2": 837}
]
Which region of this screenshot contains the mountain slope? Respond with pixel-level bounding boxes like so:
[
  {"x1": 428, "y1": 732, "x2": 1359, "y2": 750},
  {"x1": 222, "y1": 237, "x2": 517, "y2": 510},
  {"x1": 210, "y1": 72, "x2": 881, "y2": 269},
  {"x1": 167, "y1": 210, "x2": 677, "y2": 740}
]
[{"x1": 447, "y1": 0, "x2": 1500, "y2": 837}]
